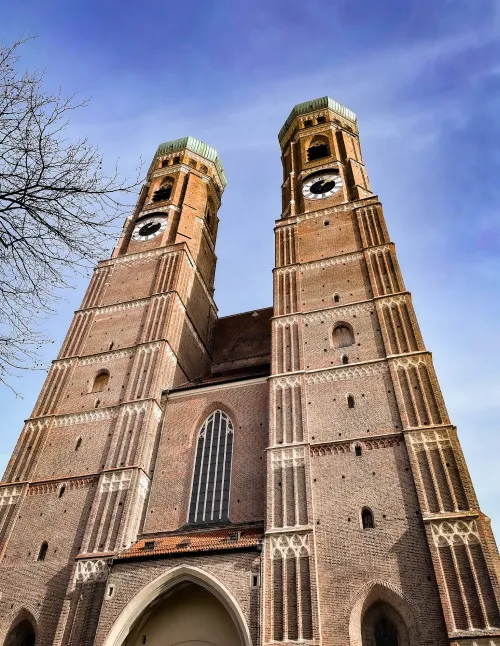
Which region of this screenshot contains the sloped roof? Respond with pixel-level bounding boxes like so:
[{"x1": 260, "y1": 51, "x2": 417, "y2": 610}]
[
  {"x1": 116, "y1": 525, "x2": 263, "y2": 560},
  {"x1": 278, "y1": 96, "x2": 357, "y2": 144},
  {"x1": 150, "y1": 136, "x2": 227, "y2": 187}
]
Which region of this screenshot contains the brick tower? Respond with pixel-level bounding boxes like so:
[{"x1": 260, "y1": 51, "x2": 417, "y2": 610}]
[{"x1": 1, "y1": 98, "x2": 499, "y2": 646}]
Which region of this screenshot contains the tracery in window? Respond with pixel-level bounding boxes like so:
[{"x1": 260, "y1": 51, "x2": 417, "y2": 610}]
[{"x1": 188, "y1": 410, "x2": 234, "y2": 524}]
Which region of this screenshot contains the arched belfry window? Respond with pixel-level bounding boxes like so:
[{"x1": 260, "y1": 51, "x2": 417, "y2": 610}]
[
  {"x1": 307, "y1": 136, "x2": 330, "y2": 161},
  {"x1": 188, "y1": 410, "x2": 234, "y2": 524},
  {"x1": 152, "y1": 178, "x2": 173, "y2": 203},
  {"x1": 333, "y1": 323, "x2": 354, "y2": 349}
]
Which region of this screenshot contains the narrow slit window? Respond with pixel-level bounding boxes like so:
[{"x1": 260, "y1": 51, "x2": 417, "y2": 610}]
[
  {"x1": 355, "y1": 445, "x2": 362, "y2": 457},
  {"x1": 75, "y1": 437, "x2": 82, "y2": 451},
  {"x1": 362, "y1": 508, "x2": 374, "y2": 529},
  {"x1": 333, "y1": 293, "x2": 340, "y2": 303},
  {"x1": 342, "y1": 355, "x2": 349, "y2": 365},
  {"x1": 37, "y1": 541, "x2": 48, "y2": 561},
  {"x1": 58, "y1": 485, "x2": 66, "y2": 498},
  {"x1": 188, "y1": 410, "x2": 234, "y2": 524},
  {"x1": 347, "y1": 395, "x2": 355, "y2": 409}
]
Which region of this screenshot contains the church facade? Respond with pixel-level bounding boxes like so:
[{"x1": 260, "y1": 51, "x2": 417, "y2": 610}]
[{"x1": 1, "y1": 96, "x2": 499, "y2": 646}]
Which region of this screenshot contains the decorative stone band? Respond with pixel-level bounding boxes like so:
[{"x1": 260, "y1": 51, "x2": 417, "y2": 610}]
[
  {"x1": 303, "y1": 300, "x2": 374, "y2": 324},
  {"x1": 87, "y1": 296, "x2": 150, "y2": 316},
  {"x1": 293, "y1": 196, "x2": 380, "y2": 224},
  {"x1": 74, "y1": 558, "x2": 109, "y2": 584},
  {"x1": 48, "y1": 399, "x2": 160, "y2": 429},
  {"x1": 271, "y1": 446, "x2": 306, "y2": 468},
  {"x1": 74, "y1": 339, "x2": 173, "y2": 367},
  {"x1": 24, "y1": 418, "x2": 51, "y2": 432},
  {"x1": 450, "y1": 640, "x2": 500, "y2": 646},
  {"x1": 0, "y1": 485, "x2": 24, "y2": 506},
  {"x1": 27, "y1": 477, "x2": 96, "y2": 496},
  {"x1": 365, "y1": 243, "x2": 392, "y2": 256},
  {"x1": 272, "y1": 375, "x2": 302, "y2": 389},
  {"x1": 375, "y1": 294, "x2": 409, "y2": 309},
  {"x1": 53, "y1": 407, "x2": 119, "y2": 428},
  {"x1": 100, "y1": 470, "x2": 133, "y2": 493},
  {"x1": 78, "y1": 348, "x2": 134, "y2": 366},
  {"x1": 273, "y1": 315, "x2": 299, "y2": 327},
  {"x1": 390, "y1": 353, "x2": 429, "y2": 370},
  {"x1": 270, "y1": 532, "x2": 311, "y2": 559},
  {"x1": 306, "y1": 361, "x2": 388, "y2": 384},
  {"x1": 310, "y1": 435, "x2": 402, "y2": 457},
  {"x1": 274, "y1": 250, "x2": 364, "y2": 276},
  {"x1": 431, "y1": 519, "x2": 480, "y2": 547},
  {"x1": 297, "y1": 160, "x2": 342, "y2": 180},
  {"x1": 408, "y1": 427, "x2": 452, "y2": 452}
]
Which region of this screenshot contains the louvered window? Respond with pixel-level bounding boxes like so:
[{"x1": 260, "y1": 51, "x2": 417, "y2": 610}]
[{"x1": 188, "y1": 410, "x2": 234, "y2": 524}]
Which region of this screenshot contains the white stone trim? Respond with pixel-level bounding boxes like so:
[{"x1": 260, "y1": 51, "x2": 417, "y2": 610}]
[
  {"x1": 271, "y1": 446, "x2": 305, "y2": 468},
  {"x1": 101, "y1": 470, "x2": 133, "y2": 493},
  {"x1": 431, "y1": 519, "x2": 480, "y2": 547},
  {"x1": 365, "y1": 244, "x2": 391, "y2": 255},
  {"x1": 306, "y1": 361, "x2": 388, "y2": 384},
  {"x1": 0, "y1": 485, "x2": 23, "y2": 506},
  {"x1": 272, "y1": 375, "x2": 302, "y2": 389},
  {"x1": 270, "y1": 532, "x2": 310, "y2": 558},
  {"x1": 74, "y1": 559, "x2": 109, "y2": 584},
  {"x1": 304, "y1": 300, "x2": 373, "y2": 323},
  {"x1": 273, "y1": 315, "x2": 299, "y2": 327},
  {"x1": 408, "y1": 428, "x2": 452, "y2": 452}
]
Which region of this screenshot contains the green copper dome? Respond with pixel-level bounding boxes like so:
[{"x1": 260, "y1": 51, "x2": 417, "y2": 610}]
[
  {"x1": 278, "y1": 97, "x2": 357, "y2": 144},
  {"x1": 152, "y1": 136, "x2": 226, "y2": 187}
]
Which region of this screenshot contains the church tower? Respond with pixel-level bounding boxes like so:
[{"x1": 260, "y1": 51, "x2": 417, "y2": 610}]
[
  {"x1": 267, "y1": 96, "x2": 500, "y2": 646},
  {"x1": 0, "y1": 138, "x2": 226, "y2": 645},
  {"x1": 0, "y1": 98, "x2": 499, "y2": 646}
]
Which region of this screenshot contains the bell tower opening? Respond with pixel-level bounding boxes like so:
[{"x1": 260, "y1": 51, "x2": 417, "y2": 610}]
[{"x1": 124, "y1": 582, "x2": 243, "y2": 646}]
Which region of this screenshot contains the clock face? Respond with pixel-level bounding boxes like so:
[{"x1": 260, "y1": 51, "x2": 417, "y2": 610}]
[
  {"x1": 132, "y1": 216, "x2": 168, "y2": 241},
  {"x1": 302, "y1": 172, "x2": 343, "y2": 200}
]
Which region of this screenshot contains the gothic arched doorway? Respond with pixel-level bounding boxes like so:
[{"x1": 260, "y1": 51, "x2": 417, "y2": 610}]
[
  {"x1": 4, "y1": 619, "x2": 36, "y2": 646},
  {"x1": 124, "y1": 582, "x2": 242, "y2": 646},
  {"x1": 361, "y1": 601, "x2": 409, "y2": 646}
]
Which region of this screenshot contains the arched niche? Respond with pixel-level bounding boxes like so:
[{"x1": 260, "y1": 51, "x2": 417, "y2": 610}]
[
  {"x1": 103, "y1": 565, "x2": 251, "y2": 646},
  {"x1": 349, "y1": 582, "x2": 418, "y2": 646},
  {"x1": 3, "y1": 615, "x2": 36, "y2": 646}
]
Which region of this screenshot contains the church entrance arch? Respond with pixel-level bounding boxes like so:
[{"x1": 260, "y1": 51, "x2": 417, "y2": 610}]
[{"x1": 103, "y1": 566, "x2": 251, "y2": 646}]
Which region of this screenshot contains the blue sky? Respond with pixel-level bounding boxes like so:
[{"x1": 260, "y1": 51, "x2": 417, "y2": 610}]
[{"x1": 1, "y1": 0, "x2": 500, "y2": 535}]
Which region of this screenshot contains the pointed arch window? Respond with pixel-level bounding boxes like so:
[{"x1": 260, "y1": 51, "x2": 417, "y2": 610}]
[{"x1": 188, "y1": 410, "x2": 234, "y2": 524}]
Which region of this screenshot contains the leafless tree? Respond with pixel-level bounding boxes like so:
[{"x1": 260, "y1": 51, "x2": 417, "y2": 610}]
[{"x1": 0, "y1": 37, "x2": 141, "y2": 392}]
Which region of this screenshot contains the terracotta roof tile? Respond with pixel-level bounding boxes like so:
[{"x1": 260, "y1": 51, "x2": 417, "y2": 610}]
[{"x1": 116, "y1": 526, "x2": 263, "y2": 560}]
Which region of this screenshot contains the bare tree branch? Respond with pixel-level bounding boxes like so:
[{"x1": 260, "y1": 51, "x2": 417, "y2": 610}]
[{"x1": 0, "y1": 36, "x2": 142, "y2": 393}]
